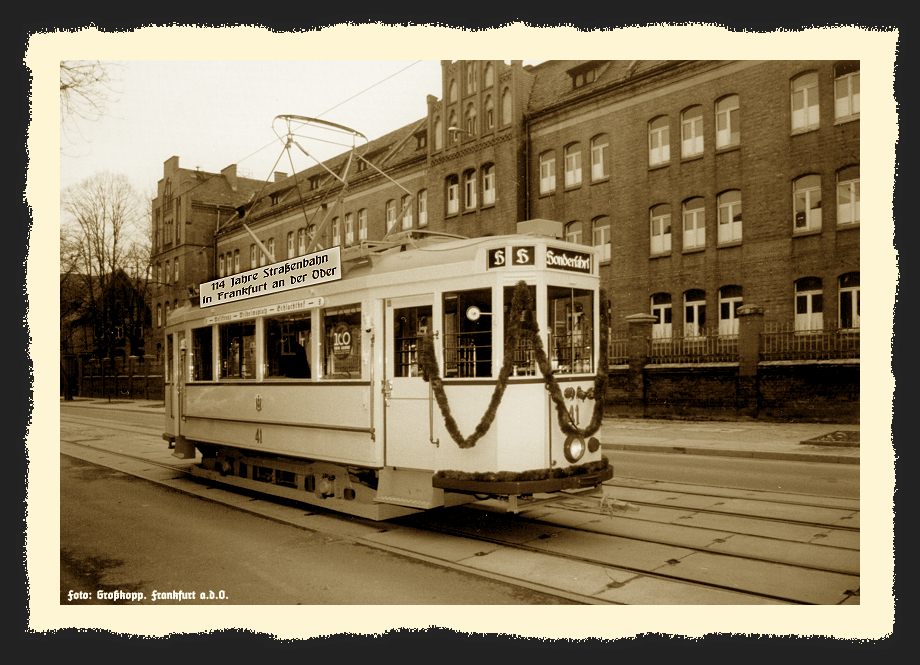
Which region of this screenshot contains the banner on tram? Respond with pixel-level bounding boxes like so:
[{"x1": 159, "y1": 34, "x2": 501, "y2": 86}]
[{"x1": 200, "y1": 246, "x2": 342, "y2": 308}]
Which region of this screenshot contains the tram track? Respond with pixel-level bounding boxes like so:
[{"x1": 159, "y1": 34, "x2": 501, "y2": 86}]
[{"x1": 60, "y1": 414, "x2": 859, "y2": 605}]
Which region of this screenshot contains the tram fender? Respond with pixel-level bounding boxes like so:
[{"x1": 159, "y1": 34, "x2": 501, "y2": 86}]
[{"x1": 172, "y1": 435, "x2": 196, "y2": 460}]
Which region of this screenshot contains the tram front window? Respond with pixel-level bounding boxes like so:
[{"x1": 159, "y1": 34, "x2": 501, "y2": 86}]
[
  {"x1": 548, "y1": 286, "x2": 594, "y2": 374},
  {"x1": 191, "y1": 327, "x2": 213, "y2": 381},
  {"x1": 322, "y1": 304, "x2": 361, "y2": 379},
  {"x1": 503, "y1": 284, "x2": 537, "y2": 376},
  {"x1": 443, "y1": 288, "x2": 492, "y2": 378},
  {"x1": 266, "y1": 312, "x2": 311, "y2": 379},
  {"x1": 220, "y1": 321, "x2": 256, "y2": 379},
  {"x1": 394, "y1": 305, "x2": 432, "y2": 377}
]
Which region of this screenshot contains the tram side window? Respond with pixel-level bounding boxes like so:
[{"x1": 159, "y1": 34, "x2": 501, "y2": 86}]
[
  {"x1": 220, "y1": 321, "x2": 256, "y2": 379},
  {"x1": 503, "y1": 284, "x2": 537, "y2": 376},
  {"x1": 322, "y1": 304, "x2": 362, "y2": 379},
  {"x1": 191, "y1": 327, "x2": 213, "y2": 381},
  {"x1": 443, "y1": 288, "x2": 492, "y2": 378},
  {"x1": 394, "y1": 305, "x2": 432, "y2": 377},
  {"x1": 548, "y1": 286, "x2": 594, "y2": 374},
  {"x1": 266, "y1": 312, "x2": 311, "y2": 379},
  {"x1": 166, "y1": 334, "x2": 174, "y2": 383}
]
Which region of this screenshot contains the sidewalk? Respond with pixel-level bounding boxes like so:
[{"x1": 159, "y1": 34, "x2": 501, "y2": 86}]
[{"x1": 60, "y1": 397, "x2": 860, "y2": 465}]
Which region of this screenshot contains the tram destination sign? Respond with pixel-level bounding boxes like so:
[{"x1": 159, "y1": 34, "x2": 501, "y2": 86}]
[
  {"x1": 200, "y1": 246, "x2": 341, "y2": 308},
  {"x1": 545, "y1": 247, "x2": 592, "y2": 274}
]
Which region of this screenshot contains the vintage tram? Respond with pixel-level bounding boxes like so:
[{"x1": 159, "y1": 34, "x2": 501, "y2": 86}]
[{"x1": 163, "y1": 219, "x2": 612, "y2": 520}]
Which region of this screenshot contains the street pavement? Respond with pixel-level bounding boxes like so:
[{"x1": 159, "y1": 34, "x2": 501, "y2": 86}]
[{"x1": 60, "y1": 397, "x2": 860, "y2": 465}]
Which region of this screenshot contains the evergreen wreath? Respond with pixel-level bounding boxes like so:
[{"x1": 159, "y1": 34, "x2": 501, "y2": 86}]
[{"x1": 418, "y1": 280, "x2": 609, "y2": 450}]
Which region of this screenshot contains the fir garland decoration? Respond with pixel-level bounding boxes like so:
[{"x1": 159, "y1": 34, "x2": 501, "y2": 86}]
[{"x1": 418, "y1": 280, "x2": 609, "y2": 449}]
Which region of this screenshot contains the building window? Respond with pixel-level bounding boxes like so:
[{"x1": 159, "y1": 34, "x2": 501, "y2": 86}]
[
  {"x1": 591, "y1": 134, "x2": 608, "y2": 181},
  {"x1": 446, "y1": 175, "x2": 459, "y2": 214},
  {"x1": 650, "y1": 204, "x2": 672, "y2": 254},
  {"x1": 649, "y1": 116, "x2": 670, "y2": 166},
  {"x1": 332, "y1": 217, "x2": 342, "y2": 246},
  {"x1": 464, "y1": 170, "x2": 477, "y2": 210},
  {"x1": 156, "y1": 263, "x2": 161, "y2": 285},
  {"x1": 173, "y1": 258, "x2": 179, "y2": 282},
  {"x1": 448, "y1": 79, "x2": 457, "y2": 103},
  {"x1": 165, "y1": 260, "x2": 170, "y2": 284},
  {"x1": 218, "y1": 254, "x2": 225, "y2": 278},
  {"x1": 539, "y1": 151, "x2": 556, "y2": 194},
  {"x1": 308, "y1": 224, "x2": 323, "y2": 251},
  {"x1": 358, "y1": 209, "x2": 368, "y2": 241},
  {"x1": 651, "y1": 293, "x2": 672, "y2": 339},
  {"x1": 484, "y1": 95, "x2": 494, "y2": 130},
  {"x1": 401, "y1": 195, "x2": 413, "y2": 230},
  {"x1": 795, "y1": 277, "x2": 824, "y2": 331},
  {"x1": 298, "y1": 228, "x2": 306, "y2": 255},
  {"x1": 233, "y1": 250, "x2": 240, "y2": 273},
  {"x1": 416, "y1": 131, "x2": 427, "y2": 150},
  {"x1": 837, "y1": 165, "x2": 860, "y2": 225},
  {"x1": 287, "y1": 231, "x2": 294, "y2": 258},
  {"x1": 345, "y1": 213, "x2": 354, "y2": 246},
  {"x1": 684, "y1": 289, "x2": 706, "y2": 338},
  {"x1": 794, "y1": 175, "x2": 822, "y2": 232},
  {"x1": 502, "y1": 88, "x2": 512, "y2": 125},
  {"x1": 466, "y1": 62, "x2": 476, "y2": 94},
  {"x1": 792, "y1": 71, "x2": 820, "y2": 132},
  {"x1": 835, "y1": 61, "x2": 860, "y2": 120},
  {"x1": 250, "y1": 244, "x2": 257, "y2": 269},
  {"x1": 719, "y1": 285, "x2": 742, "y2": 336},
  {"x1": 465, "y1": 102, "x2": 477, "y2": 135},
  {"x1": 417, "y1": 191, "x2": 428, "y2": 227},
  {"x1": 482, "y1": 164, "x2": 495, "y2": 205},
  {"x1": 718, "y1": 190, "x2": 742, "y2": 243},
  {"x1": 839, "y1": 272, "x2": 860, "y2": 329},
  {"x1": 448, "y1": 110, "x2": 458, "y2": 143},
  {"x1": 683, "y1": 197, "x2": 706, "y2": 250},
  {"x1": 565, "y1": 221, "x2": 583, "y2": 245},
  {"x1": 593, "y1": 216, "x2": 610, "y2": 262},
  {"x1": 681, "y1": 106, "x2": 704, "y2": 158},
  {"x1": 385, "y1": 200, "x2": 397, "y2": 231},
  {"x1": 484, "y1": 63, "x2": 493, "y2": 88},
  {"x1": 564, "y1": 143, "x2": 582, "y2": 187},
  {"x1": 434, "y1": 116, "x2": 443, "y2": 151},
  {"x1": 716, "y1": 95, "x2": 740, "y2": 148},
  {"x1": 156, "y1": 303, "x2": 162, "y2": 328}
]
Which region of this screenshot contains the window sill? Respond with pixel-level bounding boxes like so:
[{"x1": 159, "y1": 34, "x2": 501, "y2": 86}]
[
  {"x1": 445, "y1": 212, "x2": 459, "y2": 220},
  {"x1": 715, "y1": 144, "x2": 741, "y2": 155},
  {"x1": 648, "y1": 162, "x2": 670, "y2": 172},
  {"x1": 480, "y1": 202, "x2": 495, "y2": 210},
  {"x1": 718, "y1": 240, "x2": 743, "y2": 248},
  {"x1": 564, "y1": 183, "x2": 583, "y2": 192},
  {"x1": 649, "y1": 251, "x2": 672, "y2": 259},
  {"x1": 680, "y1": 153, "x2": 704, "y2": 163},
  {"x1": 538, "y1": 190, "x2": 556, "y2": 198},
  {"x1": 834, "y1": 115, "x2": 859, "y2": 126},
  {"x1": 837, "y1": 221, "x2": 860, "y2": 230},
  {"x1": 682, "y1": 246, "x2": 706, "y2": 254},
  {"x1": 793, "y1": 228, "x2": 822, "y2": 238},
  {"x1": 791, "y1": 126, "x2": 820, "y2": 137},
  {"x1": 590, "y1": 177, "x2": 610, "y2": 186}
]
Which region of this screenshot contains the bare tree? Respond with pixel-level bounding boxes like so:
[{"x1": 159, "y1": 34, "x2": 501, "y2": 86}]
[
  {"x1": 61, "y1": 171, "x2": 147, "y2": 362},
  {"x1": 59, "y1": 60, "x2": 121, "y2": 149}
]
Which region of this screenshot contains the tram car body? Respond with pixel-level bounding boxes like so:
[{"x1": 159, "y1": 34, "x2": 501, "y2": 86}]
[{"x1": 163, "y1": 219, "x2": 612, "y2": 520}]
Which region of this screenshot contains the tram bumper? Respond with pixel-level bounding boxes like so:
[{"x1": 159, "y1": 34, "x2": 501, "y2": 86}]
[{"x1": 432, "y1": 457, "x2": 613, "y2": 496}]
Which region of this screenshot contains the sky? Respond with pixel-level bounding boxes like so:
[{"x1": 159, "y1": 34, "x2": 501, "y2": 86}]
[{"x1": 60, "y1": 60, "x2": 543, "y2": 198}]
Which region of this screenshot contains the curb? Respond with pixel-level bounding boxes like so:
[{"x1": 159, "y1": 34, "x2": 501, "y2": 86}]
[{"x1": 600, "y1": 442, "x2": 859, "y2": 465}]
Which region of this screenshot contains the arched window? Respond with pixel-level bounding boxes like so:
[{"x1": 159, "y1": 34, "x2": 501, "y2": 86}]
[
  {"x1": 156, "y1": 303, "x2": 162, "y2": 328},
  {"x1": 718, "y1": 190, "x2": 742, "y2": 243},
  {"x1": 837, "y1": 165, "x2": 860, "y2": 225},
  {"x1": 681, "y1": 106, "x2": 704, "y2": 157},
  {"x1": 165, "y1": 260, "x2": 170, "y2": 283},
  {"x1": 839, "y1": 272, "x2": 860, "y2": 329},
  {"x1": 682, "y1": 197, "x2": 706, "y2": 249},
  {"x1": 484, "y1": 95, "x2": 494, "y2": 130},
  {"x1": 484, "y1": 63, "x2": 494, "y2": 88},
  {"x1": 466, "y1": 62, "x2": 476, "y2": 94},
  {"x1": 401, "y1": 194, "x2": 413, "y2": 230},
  {"x1": 434, "y1": 116, "x2": 443, "y2": 151},
  {"x1": 716, "y1": 95, "x2": 740, "y2": 148},
  {"x1": 233, "y1": 250, "x2": 240, "y2": 272},
  {"x1": 795, "y1": 277, "x2": 824, "y2": 331},
  {"x1": 417, "y1": 190, "x2": 428, "y2": 227},
  {"x1": 649, "y1": 116, "x2": 670, "y2": 166},
  {"x1": 448, "y1": 110, "x2": 458, "y2": 143},
  {"x1": 287, "y1": 231, "x2": 295, "y2": 258},
  {"x1": 565, "y1": 220, "x2": 583, "y2": 245},
  {"x1": 684, "y1": 289, "x2": 706, "y2": 337},
  {"x1": 465, "y1": 102, "x2": 477, "y2": 135},
  {"x1": 358, "y1": 209, "x2": 368, "y2": 241},
  {"x1": 502, "y1": 88, "x2": 512, "y2": 125},
  {"x1": 482, "y1": 164, "x2": 495, "y2": 205},
  {"x1": 650, "y1": 204, "x2": 672, "y2": 254},
  {"x1": 250, "y1": 244, "x2": 257, "y2": 269},
  {"x1": 835, "y1": 61, "x2": 860, "y2": 120},
  {"x1": 385, "y1": 200, "x2": 397, "y2": 231},
  {"x1": 464, "y1": 169, "x2": 477, "y2": 210},
  {"x1": 448, "y1": 79, "x2": 457, "y2": 103},
  {"x1": 564, "y1": 143, "x2": 582, "y2": 187},
  {"x1": 792, "y1": 71, "x2": 819, "y2": 131},
  {"x1": 297, "y1": 228, "x2": 306, "y2": 255},
  {"x1": 345, "y1": 213, "x2": 354, "y2": 246},
  {"x1": 332, "y1": 217, "x2": 341, "y2": 246},
  {"x1": 539, "y1": 150, "x2": 556, "y2": 194},
  {"x1": 591, "y1": 134, "x2": 608, "y2": 180},
  {"x1": 593, "y1": 216, "x2": 610, "y2": 262},
  {"x1": 218, "y1": 254, "x2": 225, "y2": 278},
  {"x1": 794, "y1": 174, "x2": 822, "y2": 232},
  {"x1": 446, "y1": 175, "x2": 459, "y2": 215},
  {"x1": 650, "y1": 293, "x2": 672, "y2": 339},
  {"x1": 308, "y1": 224, "x2": 322, "y2": 251},
  {"x1": 719, "y1": 285, "x2": 743, "y2": 336},
  {"x1": 264, "y1": 238, "x2": 274, "y2": 265}
]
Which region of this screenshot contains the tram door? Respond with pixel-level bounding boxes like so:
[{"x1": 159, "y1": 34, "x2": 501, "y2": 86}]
[
  {"x1": 384, "y1": 296, "x2": 435, "y2": 470},
  {"x1": 175, "y1": 331, "x2": 186, "y2": 437}
]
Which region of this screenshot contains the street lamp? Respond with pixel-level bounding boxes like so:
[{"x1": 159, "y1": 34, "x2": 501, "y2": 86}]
[{"x1": 447, "y1": 126, "x2": 476, "y2": 139}]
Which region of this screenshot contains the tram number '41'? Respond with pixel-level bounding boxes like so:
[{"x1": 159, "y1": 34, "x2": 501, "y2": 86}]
[
  {"x1": 488, "y1": 246, "x2": 535, "y2": 269},
  {"x1": 255, "y1": 428, "x2": 262, "y2": 444}
]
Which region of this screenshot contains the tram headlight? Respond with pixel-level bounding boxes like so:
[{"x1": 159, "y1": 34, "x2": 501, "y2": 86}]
[{"x1": 563, "y1": 434, "x2": 586, "y2": 464}]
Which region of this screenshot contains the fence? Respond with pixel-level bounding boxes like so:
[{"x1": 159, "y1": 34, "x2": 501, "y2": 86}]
[
  {"x1": 647, "y1": 327, "x2": 739, "y2": 364},
  {"x1": 70, "y1": 356, "x2": 164, "y2": 401},
  {"x1": 761, "y1": 323, "x2": 861, "y2": 362}
]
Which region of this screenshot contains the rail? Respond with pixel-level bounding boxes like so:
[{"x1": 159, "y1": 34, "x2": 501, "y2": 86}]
[
  {"x1": 761, "y1": 324, "x2": 860, "y2": 361},
  {"x1": 647, "y1": 327, "x2": 739, "y2": 364}
]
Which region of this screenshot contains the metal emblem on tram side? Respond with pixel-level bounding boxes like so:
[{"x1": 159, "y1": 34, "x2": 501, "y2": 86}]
[{"x1": 255, "y1": 394, "x2": 262, "y2": 412}]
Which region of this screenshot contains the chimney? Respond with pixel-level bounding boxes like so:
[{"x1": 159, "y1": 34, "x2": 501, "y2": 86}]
[
  {"x1": 221, "y1": 164, "x2": 238, "y2": 191},
  {"x1": 274, "y1": 172, "x2": 287, "y2": 183}
]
